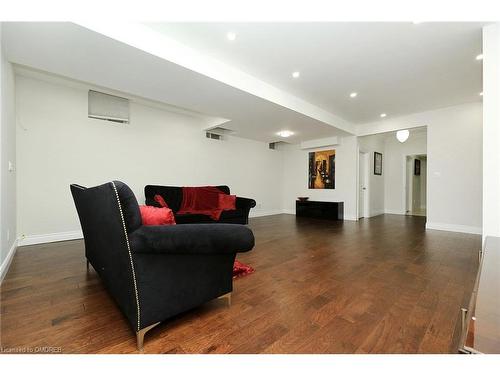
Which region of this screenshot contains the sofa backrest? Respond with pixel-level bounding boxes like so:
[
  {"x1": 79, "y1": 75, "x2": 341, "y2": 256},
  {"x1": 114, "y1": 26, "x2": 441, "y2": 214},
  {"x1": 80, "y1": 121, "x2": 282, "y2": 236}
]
[
  {"x1": 70, "y1": 181, "x2": 141, "y2": 331},
  {"x1": 144, "y1": 185, "x2": 230, "y2": 212}
]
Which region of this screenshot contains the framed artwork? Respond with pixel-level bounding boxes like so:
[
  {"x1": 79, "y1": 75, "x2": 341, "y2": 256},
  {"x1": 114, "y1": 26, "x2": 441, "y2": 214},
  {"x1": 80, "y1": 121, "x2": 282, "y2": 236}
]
[
  {"x1": 414, "y1": 159, "x2": 421, "y2": 176},
  {"x1": 308, "y1": 150, "x2": 335, "y2": 189},
  {"x1": 374, "y1": 152, "x2": 383, "y2": 175}
]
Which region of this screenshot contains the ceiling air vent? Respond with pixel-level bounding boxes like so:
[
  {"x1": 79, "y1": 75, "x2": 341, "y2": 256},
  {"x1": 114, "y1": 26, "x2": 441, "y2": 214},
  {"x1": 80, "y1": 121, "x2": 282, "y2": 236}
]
[
  {"x1": 88, "y1": 90, "x2": 129, "y2": 124},
  {"x1": 206, "y1": 132, "x2": 223, "y2": 140}
]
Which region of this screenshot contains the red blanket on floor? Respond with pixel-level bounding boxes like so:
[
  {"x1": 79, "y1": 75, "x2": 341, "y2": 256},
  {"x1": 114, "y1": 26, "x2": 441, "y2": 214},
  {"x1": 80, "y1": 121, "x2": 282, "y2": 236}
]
[
  {"x1": 233, "y1": 260, "x2": 255, "y2": 279},
  {"x1": 177, "y1": 186, "x2": 226, "y2": 220}
]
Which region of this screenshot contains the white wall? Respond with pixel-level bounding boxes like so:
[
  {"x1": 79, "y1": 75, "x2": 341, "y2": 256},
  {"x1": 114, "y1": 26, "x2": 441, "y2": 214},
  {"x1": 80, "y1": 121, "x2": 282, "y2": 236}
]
[
  {"x1": 282, "y1": 136, "x2": 358, "y2": 220},
  {"x1": 358, "y1": 135, "x2": 385, "y2": 217},
  {"x1": 482, "y1": 24, "x2": 500, "y2": 240},
  {"x1": 16, "y1": 72, "x2": 285, "y2": 240},
  {"x1": 9, "y1": 68, "x2": 486, "y2": 251},
  {"x1": 0, "y1": 24, "x2": 17, "y2": 281},
  {"x1": 426, "y1": 104, "x2": 482, "y2": 234},
  {"x1": 359, "y1": 131, "x2": 427, "y2": 217},
  {"x1": 383, "y1": 132, "x2": 427, "y2": 215},
  {"x1": 358, "y1": 102, "x2": 482, "y2": 234}
]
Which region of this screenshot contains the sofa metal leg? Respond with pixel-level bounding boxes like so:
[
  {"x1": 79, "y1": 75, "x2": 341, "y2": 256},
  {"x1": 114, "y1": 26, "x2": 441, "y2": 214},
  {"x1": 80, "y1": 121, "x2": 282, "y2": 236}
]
[
  {"x1": 218, "y1": 292, "x2": 232, "y2": 306},
  {"x1": 136, "y1": 322, "x2": 161, "y2": 351},
  {"x1": 86, "y1": 260, "x2": 89, "y2": 270}
]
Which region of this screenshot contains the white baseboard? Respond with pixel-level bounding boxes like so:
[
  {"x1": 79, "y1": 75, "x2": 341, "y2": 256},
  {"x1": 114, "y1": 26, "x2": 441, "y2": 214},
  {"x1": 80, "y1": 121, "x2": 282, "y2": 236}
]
[
  {"x1": 249, "y1": 209, "x2": 285, "y2": 218},
  {"x1": 344, "y1": 215, "x2": 358, "y2": 221},
  {"x1": 384, "y1": 209, "x2": 406, "y2": 215},
  {"x1": 17, "y1": 230, "x2": 83, "y2": 247},
  {"x1": 0, "y1": 239, "x2": 18, "y2": 285},
  {"x1": 425, "y1": 222, "x2": 482, "y2": 235},
  {"x1": 366, "y1": 209, "x2": 385, "y2": 218},
  {"x1": 282, "y1": 209, "x2": 295, "y2": 215}
]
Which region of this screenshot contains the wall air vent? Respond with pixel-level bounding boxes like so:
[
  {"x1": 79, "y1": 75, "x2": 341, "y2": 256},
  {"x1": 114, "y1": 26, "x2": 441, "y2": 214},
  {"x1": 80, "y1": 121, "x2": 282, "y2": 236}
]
[
  {"x1": 206, "y1": 132, "x2": 223, "y2": 140},
  {"x1": 88, "y1": 90, "x2": 129, "y2": 124},
  {"x1": 269, "y1": 141, "x2": 289, "y2": 150},
  {"x1": 205, "y1": 126, "x2": 234, "y2": 136}
]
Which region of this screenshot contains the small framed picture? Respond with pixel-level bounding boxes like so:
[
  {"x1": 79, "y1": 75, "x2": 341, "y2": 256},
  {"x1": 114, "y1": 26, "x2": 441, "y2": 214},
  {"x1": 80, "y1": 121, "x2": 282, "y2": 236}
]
[
  {"x1": 374, "y1": 152, "x2": 383, "y2": 175},
  {"x1": 414, "y1": 159, "x2": 421, "y2": 176}
]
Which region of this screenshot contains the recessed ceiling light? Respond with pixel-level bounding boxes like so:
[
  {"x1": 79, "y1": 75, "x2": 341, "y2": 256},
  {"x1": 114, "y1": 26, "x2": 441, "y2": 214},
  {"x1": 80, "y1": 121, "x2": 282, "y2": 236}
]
[
  {"x1": 480, "y1": 92, "x2": 483, "y2": 96},
  {"x1": 277, "y1": 130, "x2": 294, "y2": 138},
  {"x1": 412, "y1": 21, "x2": 422, "y2": 24},
  {"x1": 380, "y1": 113, "x2": 387, "y2": 118},
  {"x1": 476, "y1": 54, "x2": 483, "y2": 61},
  {"x1": 292, "y1": 71, "x2": 300, "y2": 78},
  {"x1": 350, "y1": 92, "x2": 358, "y2": 98},
  {"x1": 226, "y1": 32, "x2": 236, "y2": 41}
]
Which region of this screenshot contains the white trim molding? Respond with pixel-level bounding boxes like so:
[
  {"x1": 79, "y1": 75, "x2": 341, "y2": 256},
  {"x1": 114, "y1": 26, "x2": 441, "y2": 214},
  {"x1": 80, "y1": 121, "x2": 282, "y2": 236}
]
[
  {"x1": 249, "y1": 209, "x2": 285, "y2": 218},
  {"x1": 366, "y1": 209, "x2": 385, "y2": 218},
  {"x1": 384, "y1": 209, "x2": 406, "y2": 215},
  {"x1": 17, "y1": 230, "x2": 83, "y2": 246},
  {"x1": 344, "y1": 215, "x2": 358, "y2": 221},
  {"x1": 0, "y1": 239, "x2": 18, "y2": 284},
  {"x1": 426, "y1": 222, "x2": 482, "y2": 235}
]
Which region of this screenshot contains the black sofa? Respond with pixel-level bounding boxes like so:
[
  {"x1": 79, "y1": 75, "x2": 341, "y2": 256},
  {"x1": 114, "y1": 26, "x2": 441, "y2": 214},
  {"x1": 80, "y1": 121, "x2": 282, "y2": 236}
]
[
  {"x1": 144, "y1": 185, "x2": 256, "y2": 224},
  {"x1": 70, "y1": 181, "x2": 254, "y2": 350}
]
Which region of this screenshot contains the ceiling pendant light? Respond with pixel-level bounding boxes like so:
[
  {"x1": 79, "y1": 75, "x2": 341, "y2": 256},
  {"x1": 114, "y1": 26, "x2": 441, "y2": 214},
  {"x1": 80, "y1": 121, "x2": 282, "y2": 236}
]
[{"x1": 396, "y1": 130, "x2": 410, "y2": 143}]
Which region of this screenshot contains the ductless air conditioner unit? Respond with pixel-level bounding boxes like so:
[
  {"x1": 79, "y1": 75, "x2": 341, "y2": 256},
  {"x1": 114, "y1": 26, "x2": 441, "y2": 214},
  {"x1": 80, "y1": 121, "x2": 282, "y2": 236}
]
[{"x1": 88, "y1": 90, "x2": 130, "y2": 124}]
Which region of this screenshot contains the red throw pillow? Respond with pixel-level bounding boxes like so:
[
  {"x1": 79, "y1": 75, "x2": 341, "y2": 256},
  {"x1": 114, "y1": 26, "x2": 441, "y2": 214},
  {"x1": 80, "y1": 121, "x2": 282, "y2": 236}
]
[
  {"x1": 218, "y1": 194, "x2": 236, "y2": 211},
  {"x1": 139, "y1": 205, "x2": 176, "y2": 226},
  {"x1": 153, "y1": 194, "x2": 169, "y2": 208}
]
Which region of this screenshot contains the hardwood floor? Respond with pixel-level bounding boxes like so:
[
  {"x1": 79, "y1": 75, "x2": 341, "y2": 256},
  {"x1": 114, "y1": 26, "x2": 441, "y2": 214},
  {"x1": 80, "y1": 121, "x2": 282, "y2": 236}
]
[{"x1": 0, "y1": 214, "x2": 480, "y2": 354}]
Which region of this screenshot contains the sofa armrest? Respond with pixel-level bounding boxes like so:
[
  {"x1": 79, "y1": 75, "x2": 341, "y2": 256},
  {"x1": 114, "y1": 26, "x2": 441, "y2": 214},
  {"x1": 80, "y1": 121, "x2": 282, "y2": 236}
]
[
  {"x1": 129, "y1": 224, "x2": 254, "y2": 255},
  {"x1": 236, "y1": 196, "x2": 256, "y2": 209}
]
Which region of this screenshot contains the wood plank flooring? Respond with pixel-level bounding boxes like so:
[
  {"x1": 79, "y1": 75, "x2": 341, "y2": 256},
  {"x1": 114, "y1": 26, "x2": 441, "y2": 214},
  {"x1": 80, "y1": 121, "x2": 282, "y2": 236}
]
[{"x1": 0, "y1": 214, "x2": 480, "y2": 354}]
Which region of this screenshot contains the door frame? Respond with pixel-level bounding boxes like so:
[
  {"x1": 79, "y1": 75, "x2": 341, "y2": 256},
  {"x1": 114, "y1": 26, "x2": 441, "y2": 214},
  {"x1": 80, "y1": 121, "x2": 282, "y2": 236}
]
[
  {"x1": 358, "y1": 150, "x2": 370, "y2": 219},
  {"x1": 403, "y1": 153, "x2": 427, "y2": 215},
  {"x1": 404, "y1": 155, "x2": 413, "y2": 214}
]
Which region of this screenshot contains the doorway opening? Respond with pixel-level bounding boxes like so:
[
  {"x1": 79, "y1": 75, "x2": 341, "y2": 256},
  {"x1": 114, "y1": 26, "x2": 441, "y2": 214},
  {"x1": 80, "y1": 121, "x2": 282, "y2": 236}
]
[
  {"x1": 358, "y1": 151, "x2": 369, "y2": 219},
  {"x1": 405, "y1": 154, "x2": 427, "y2": 217}
]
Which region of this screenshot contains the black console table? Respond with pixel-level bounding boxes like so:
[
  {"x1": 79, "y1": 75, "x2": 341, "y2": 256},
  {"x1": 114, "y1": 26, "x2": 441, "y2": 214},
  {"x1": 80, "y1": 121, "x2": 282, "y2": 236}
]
[{"x1": 295, "y1": 200, "x2": 344, "y2": 220}]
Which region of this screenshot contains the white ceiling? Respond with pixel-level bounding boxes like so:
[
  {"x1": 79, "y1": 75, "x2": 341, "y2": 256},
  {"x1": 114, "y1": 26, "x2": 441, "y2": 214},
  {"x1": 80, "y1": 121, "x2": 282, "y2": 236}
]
[
  {"x1": 2, "y1": 22, "x2": 483, "y2": 144},
  {"x1": 146, "y1": 22, "x2": 484, "y2": 124},
  {"x1": 360, "y1": 125, "x2": 427, "y2": 141},
  {"x1": 2, "y1": 22, "x2": 352, "y2": 143}
]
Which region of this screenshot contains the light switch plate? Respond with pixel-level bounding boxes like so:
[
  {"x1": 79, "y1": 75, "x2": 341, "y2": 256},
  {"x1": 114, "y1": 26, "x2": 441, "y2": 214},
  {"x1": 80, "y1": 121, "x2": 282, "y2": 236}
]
[{"x1": 8, "y1": 161, "x2": 14, "y2": 172}]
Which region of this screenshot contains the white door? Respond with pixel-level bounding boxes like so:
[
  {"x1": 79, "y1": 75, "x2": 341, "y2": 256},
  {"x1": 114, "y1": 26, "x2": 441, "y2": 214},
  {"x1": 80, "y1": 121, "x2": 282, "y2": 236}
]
[
  {"x1": 358, "y1": 152, "x2": 367, "y2": 219},
  {"x1": 405, "y1": 156, "x2": 413, "y2": 214}
]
